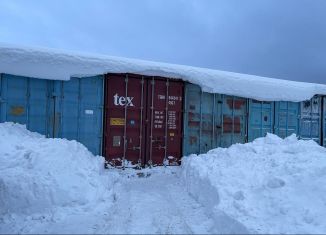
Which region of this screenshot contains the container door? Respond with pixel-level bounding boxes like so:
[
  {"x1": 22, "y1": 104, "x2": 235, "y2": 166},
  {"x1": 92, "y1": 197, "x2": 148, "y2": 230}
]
[
  {"x1": 300, "y1": 96, "x2": 322, "y2": 144},
  {"x1": 274, "y1": 101, "x2": 300, "y2": 138},
  {"x1": 146, "y1": 77, "x2": 183, "y2": 165},
  {"x1": 183, "y1": 84, "x2": 202, "y2": 155},
  {"x1": 299, "y1": 96, "x2": 321, "y2": 143},
  {"x1": 0, "y1": 74, "x2": 51, "y2": 136},
  {"x1": 103, "y1": 74, "x2": 146, "y2": 167},
  {"x1": 1, "y1": 74, "x2": 29, "y2": 125},
  {"x1": 56, "y1": 76, "x2": 104, "y2": 155},
  {"x1": 248, "y1": 100, "x2": 274, "y2": 142},
  {"x1": 217, "y1": 95, "x2": 247, "y2": 147}
]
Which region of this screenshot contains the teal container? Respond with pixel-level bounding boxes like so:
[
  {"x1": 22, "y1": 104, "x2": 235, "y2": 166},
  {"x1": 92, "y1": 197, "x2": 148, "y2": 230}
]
[
  {"x1": 0, "y1": 74, "x2": 104, "y2": 155},
  {"x1": 299, "y1": 96, "x2": 322, "y2": 144},
  {"x1": 183, "y1": 83, "x2": 247, "y2": 156},
  {"x1": 274, "y1": 101, "x2": 300, "y2": 138},
  {"x1": 248, "y1": 100, "x2": 274, "y2": 142}
]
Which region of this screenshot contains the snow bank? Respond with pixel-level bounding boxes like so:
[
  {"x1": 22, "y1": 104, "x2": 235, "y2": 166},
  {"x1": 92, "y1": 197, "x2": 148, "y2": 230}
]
[
  {"x1": 0, "y1": 122, "x2": 117, "y2": 215},
  {"x1": 182, "y1": 134, "x2": 326, "y2": 234},
  {"x1": 1, "y1": 43, "x2": 326, "y2": 102}
]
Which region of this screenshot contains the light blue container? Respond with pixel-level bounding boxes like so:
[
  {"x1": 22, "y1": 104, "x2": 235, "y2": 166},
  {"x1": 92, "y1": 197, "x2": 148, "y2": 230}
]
[
  {"x1": 274, "y1": 101, "x2": 300, "y2": 138},
  {"x1": 0, "y1": 74, "x2": 104, "y2": 155},
  {"x1": 299, "y1": 96, "x2": 322, "y2": 144},
  {"x1": 183, "y1": 83, "x2": 247, "y2": 156},
  {"x1": 248, "y1": 100, "x2": 274, "y2": 142}
]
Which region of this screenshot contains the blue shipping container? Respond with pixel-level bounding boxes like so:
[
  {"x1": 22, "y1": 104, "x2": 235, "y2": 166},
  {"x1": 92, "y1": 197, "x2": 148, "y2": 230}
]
[
  {"x1": 0, "y1": 74, "x2": 52, "y2": 135},
  {"x1": 248, "y1": 100, "x2": 274, "y2": 142},
  {"x1": 55, "y1": 76, "x2": 104, "y2": 155},
  {"x1": 183, "y1": 83, "x2": 247, "y2": 156},
  {"x1": 274, "y1": 101, "x2": 300, "y2": 138},
  {"x1": 299, "y1": 96, "x2": 322, "y2": 144},
  {"x1": 0, "y1": 74, "x2": 104, "y2": 155}
]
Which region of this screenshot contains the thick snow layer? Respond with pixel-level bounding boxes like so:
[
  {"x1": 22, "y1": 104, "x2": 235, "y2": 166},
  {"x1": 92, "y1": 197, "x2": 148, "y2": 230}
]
[
  {"x1": 1, "y1": 43, "x2": 326, "y2": 102},
  {"x1": 0, "y1": 122, "x2": 117, "y2": 215},
  {"x1": 182, "y1": 134, "x2": 326, "y2": 234}
]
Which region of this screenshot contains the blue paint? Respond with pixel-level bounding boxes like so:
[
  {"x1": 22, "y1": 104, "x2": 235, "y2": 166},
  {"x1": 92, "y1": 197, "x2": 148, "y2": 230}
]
[
  {"x1": 183, "y1": 83, "x2": 247, "y2": 156},
  {"x1": 299, "y1": 96, "x2": 322, "y2": 144},
  {"x1": 0, "y1": 74, "x2": 52, "y2": 136},
  {"x1": 56, "y1": 76, "x2": 104, "y2": 155},
  {"x1": 0, "y1": 74, "x2": 104, "y2": 155},
  {"x1": 274, "y1": 101, "x2": 300, "y2": 138},
  {"x1": 248, "y1": 100, "x2": 274, "y2": 142}
]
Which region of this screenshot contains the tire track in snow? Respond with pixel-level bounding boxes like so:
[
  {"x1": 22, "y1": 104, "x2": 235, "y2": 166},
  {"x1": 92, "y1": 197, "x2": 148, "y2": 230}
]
[{"x1": 102, "y1": 168, "x2": 217, "y2": 234}]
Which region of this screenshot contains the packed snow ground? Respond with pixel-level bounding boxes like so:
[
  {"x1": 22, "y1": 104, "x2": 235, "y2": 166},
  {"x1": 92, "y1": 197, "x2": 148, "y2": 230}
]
[
  {"x1": 182, "y1": 134, "x2": 326, "y2": 234},
  {"x1": 1, "y1": 43, "x2": 326, "y2": 102},
  {"x1": 1, "y1": 123, "x2": 326, "y2": 234}
]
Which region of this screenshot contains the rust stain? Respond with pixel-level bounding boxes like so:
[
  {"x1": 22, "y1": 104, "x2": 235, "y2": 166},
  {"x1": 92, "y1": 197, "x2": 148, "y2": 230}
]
[
  {"x1": 223, "y1": 116, "x2": 241, "y2": 133},
  {"x1": 189, "y1": 136, "x2": 197, "y2": 145},
  {"x1": 10, "y1": 106, "x2": 24, "y2": 116},
  {"x1": 227, "y1": 99, "x2": 246, "y2": 110}
]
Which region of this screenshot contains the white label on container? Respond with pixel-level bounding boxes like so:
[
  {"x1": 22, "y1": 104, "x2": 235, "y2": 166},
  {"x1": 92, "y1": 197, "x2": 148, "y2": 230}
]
[{"x1": 85, "y1": 110, "x2": 94, "y2": 115}]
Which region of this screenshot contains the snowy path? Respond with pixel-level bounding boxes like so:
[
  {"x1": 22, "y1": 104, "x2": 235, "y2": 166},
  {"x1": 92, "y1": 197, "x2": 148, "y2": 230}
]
[
  {"x1": 98, "y1": 167, "x2": 217, "y2": 234},
  {"x1": 1, "y1": 167, "x2": 219, "y2": 234}
]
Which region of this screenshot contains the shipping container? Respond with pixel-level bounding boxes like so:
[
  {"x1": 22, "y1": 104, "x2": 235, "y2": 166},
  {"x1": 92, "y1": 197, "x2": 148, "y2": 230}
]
[
  {"x1": 103, "y1": 73, "x2": 183, "y2": 167},
  {"x1": 248, "y1": 100, "x2": 274, "y2": 142},
  {"x1": 183, "y1": 83, "x2": 247, "y2": 156},
  {"x1": 55, "y1": 76, "x2": 104, "y2": 155},
  {"x1": 0, "y1": 74, "x2": 104, "y2": 155},
  {"x1": 299, "y1": 96, "x2": 322, "y2": 144},
  {"x1": 0, "y1": 74, "x2": 52, "y2": 135},
  {"x1": 274, "y1": 101, "x2": 300, "y2": 138}
]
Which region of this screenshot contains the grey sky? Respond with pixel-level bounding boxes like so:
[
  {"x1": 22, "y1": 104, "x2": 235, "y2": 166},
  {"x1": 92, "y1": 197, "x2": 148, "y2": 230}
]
[{"x1": 0, "y1": 0, "x2": 325, "y2": 84}]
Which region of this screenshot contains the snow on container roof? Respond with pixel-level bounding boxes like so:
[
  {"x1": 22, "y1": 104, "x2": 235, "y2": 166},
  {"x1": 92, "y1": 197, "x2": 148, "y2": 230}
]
[{"x1": 0, "y1": 43, "x2": 325, "y2": 102}]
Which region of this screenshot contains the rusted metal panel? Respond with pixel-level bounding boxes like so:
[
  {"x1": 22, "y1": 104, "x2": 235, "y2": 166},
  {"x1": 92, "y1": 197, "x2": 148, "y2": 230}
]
[
  {"x1": 103, "y1": 73, "x2": 183, "y2": 167},
  {"x1": 217, "y1": 95, "x2": 247, "y2": 147},
  {"x1": 183, "y1": 83, "x2": 247, "y2": 156},
  {"x1": 299, "y1": 96, "x2": 322, "y2": 144}
]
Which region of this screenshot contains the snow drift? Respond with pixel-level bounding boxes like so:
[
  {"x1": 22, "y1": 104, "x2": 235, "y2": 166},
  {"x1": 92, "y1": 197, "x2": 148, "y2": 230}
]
[
  {"x1": 1, "y1": 43, "x2": 326, "y2": 102},
  {"x1": 182, "y1": 134, "x2": 326, "y2": 234},
  {"x1": 0, "y1": 122, "x2": 117, "y2": 215}
]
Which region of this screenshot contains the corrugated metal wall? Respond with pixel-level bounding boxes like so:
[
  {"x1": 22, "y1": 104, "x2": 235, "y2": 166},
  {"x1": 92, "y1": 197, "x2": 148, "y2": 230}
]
[
  {"x1": 248, "y1": 100, "x2": 274, "y2": 142},
  {"x1": 0, "y1": 74, "x2": 52, "y2": 135},
  {"x1": 1, "y1": 74, "x2": 325, "y2": 161},
  {"x1": 299, "y1": 96, "x2": 322, "y2": 144},
  {"x1": 103, "y1": 74, "x2": 183, "y2": 167},
  {"x1": 183, "y1": 83, "x2": 247, "y2": 156},
  {"x1": 274, "y1": 101, "x2": 300, "y2": 138},
  {"x1": 55, "y1": 76, "x2": 104, "y2": 155},
  {"x1": 0, "y1": 74, "x2": 104, "y2": 155}
]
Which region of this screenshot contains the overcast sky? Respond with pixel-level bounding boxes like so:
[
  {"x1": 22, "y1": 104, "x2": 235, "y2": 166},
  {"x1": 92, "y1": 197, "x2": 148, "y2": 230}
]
[{"x1": 0, "y1": 0, "x2": 325, "y2": 84}]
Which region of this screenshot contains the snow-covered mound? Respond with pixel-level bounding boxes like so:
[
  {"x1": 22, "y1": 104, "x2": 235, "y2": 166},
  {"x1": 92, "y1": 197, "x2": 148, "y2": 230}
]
[
  {"x1": 182, "y1": 134, "x2": 326, "y2": 234},
  {"x1": 1, "y1": 43, "x2": 326, "y2": 102},
  {"x1": 0, "y1": 122, "x2": 116, "y2": 215}
]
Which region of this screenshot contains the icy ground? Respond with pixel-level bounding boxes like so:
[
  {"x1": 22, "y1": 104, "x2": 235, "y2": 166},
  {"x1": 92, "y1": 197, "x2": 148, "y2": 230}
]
[{"x1": 1, "y1": 168, "x2": 220, "y2": 234}]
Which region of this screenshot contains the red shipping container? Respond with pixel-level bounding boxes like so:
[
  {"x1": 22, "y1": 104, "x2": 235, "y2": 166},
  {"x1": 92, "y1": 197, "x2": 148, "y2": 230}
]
[{"x1": 103, "y1": 73, "x2": 183, "y2": 167}]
